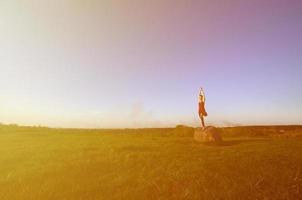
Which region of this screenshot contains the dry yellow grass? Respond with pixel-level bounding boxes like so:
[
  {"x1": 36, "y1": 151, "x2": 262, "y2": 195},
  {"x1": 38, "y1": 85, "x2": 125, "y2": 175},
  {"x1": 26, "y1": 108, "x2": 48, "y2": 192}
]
[{"x1": 0, "y1": 124, "x2": 301, "y2": 199}]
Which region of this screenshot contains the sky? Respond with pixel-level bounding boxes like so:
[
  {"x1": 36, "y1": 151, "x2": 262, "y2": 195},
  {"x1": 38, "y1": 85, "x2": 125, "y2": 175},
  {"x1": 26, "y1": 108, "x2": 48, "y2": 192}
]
[{"x1": 0, "y1": 0, "x2": 302, "y2": 128}]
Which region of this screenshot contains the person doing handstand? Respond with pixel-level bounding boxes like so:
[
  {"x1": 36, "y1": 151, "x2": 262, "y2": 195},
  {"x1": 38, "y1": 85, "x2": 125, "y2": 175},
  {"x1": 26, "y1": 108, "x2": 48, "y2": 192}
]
[{"x1": 198, "y1": 87, "x2": 208, "y2": 129}]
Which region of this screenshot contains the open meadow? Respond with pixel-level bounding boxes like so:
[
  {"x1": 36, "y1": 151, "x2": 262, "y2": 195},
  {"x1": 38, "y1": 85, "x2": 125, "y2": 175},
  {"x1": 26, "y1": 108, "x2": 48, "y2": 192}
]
[{"x1": 0, "y1": 124, "x2": 301, "y2": 200}]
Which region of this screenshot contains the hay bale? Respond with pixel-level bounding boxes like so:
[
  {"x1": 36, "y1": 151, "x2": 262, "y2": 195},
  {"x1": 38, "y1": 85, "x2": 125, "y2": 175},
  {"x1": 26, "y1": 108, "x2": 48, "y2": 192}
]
[{"x1": 194, "y1": 126, "x2": 222, "y2": 143}]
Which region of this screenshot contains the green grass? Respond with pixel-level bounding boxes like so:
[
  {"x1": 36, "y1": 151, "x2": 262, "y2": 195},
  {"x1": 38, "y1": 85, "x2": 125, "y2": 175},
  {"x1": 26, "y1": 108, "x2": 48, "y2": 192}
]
[{"x1": 0, "y1": 125, "x2": 301, "y2": 199}]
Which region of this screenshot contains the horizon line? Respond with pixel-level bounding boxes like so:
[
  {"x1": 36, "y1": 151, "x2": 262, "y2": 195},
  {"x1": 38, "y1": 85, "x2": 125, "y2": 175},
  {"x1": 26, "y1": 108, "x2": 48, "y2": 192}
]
[{"x1": 1, "y1": 122, "x2": 302, "y2": 130}]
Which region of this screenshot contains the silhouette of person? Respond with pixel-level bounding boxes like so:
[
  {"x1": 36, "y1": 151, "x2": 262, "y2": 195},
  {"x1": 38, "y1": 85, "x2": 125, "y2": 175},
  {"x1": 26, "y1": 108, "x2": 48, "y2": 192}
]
[{"x1": 198, "y1": 87, "x2": 207, "y2": 129}]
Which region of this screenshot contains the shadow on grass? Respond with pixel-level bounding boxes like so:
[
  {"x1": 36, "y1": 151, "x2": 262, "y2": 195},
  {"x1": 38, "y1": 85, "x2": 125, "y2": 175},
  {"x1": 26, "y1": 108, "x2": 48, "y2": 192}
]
[{"x1": 202, "y1": 138, "x2": 270, "y2": 147}]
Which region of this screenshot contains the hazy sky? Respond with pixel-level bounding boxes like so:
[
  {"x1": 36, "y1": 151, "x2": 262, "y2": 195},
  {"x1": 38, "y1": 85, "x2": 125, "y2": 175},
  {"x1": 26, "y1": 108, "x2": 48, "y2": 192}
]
[{"x1": 1, "y1": 0, "x2": 302, "y2": 128}]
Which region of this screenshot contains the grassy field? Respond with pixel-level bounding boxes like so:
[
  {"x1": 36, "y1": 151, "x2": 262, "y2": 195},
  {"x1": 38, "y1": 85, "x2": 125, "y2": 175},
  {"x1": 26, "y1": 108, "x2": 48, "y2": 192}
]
[{"x1": 0, "y1": 125, "x2": 301, "y2": 200}]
